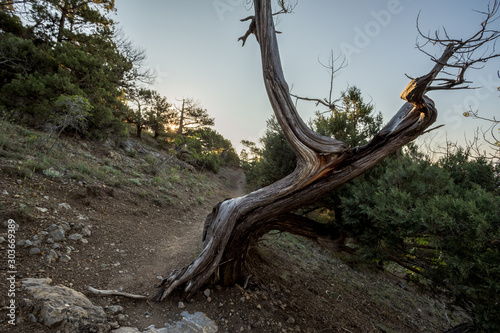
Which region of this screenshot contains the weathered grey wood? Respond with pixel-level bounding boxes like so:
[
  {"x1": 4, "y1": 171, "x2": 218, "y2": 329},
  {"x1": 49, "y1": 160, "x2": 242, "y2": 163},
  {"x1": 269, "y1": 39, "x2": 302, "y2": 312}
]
[
  {"x1": 87, "y1": 286, "x2": 149, "y2": 300},
  {"x1": 152, "y1": 0, "x2": 458, "y2": 302}
]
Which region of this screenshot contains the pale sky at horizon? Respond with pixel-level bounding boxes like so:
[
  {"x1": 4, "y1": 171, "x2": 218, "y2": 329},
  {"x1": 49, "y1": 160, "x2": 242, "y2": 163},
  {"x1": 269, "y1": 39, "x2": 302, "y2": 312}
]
[{"x1": 114, "y1": 0, "x2": 499, "y2": 154}]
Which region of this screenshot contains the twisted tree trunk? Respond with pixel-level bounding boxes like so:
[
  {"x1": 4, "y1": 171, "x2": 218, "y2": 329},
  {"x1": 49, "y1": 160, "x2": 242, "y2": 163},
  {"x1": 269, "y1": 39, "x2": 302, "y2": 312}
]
[{"x1": 153, "y1": 0, "x2": 456, "y2": 301}]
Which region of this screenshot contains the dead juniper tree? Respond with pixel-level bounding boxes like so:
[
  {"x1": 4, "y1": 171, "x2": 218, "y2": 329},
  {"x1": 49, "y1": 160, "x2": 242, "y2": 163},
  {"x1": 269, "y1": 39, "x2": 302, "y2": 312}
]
[{"x1": 153, "y1": 0, "x2": 500, "y2": 301}]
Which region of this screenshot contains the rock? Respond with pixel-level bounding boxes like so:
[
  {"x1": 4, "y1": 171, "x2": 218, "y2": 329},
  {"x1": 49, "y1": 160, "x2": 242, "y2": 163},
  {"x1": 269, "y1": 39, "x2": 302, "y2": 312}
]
[
  {"x1": 48, "y1": 226, "x2": 65, "y2": 242},
  {"x1": 21, "y1": 278, "x2": 110, "y2": 332},
  {"x1": 110, "y1": 321, "x2": 120, "y2": 329},
  {"x1": 112, "y1": 311, "x2": 218, "y2": 333},
  {"x1": 24, "y1": 240, "x2": 33, "y2": 247},
  {"x1": 58, "y1": 202, "x2": 72, "y2": 210},
  {"x1": 16, "y1": 179, "x2": 22, "y2": 185},
  {"x1": 33, "y1": 232, "x2": 46, "y2": 241},
  {"x1": 81, "y1": 226, "x2": 92, "y2": 237},
  {"x1": 29, "y1": 248, "x2": 41, "y2": 255},
  {"x1": 72, "y1": 222, "x2": 83, "y2": 229},
  {"x1": 45, "y1": 250, "x2": 58, "y2": 264},
  {"x1": 117, "y1": 313, "x2": 127, "y2": 323},
  {"x1": 178, "y1": 301, "x2": 185, "y2": 309},
  {"x1": 181, "y1": 311, "x2": 218, "y2": 333},
  {"x1": 286, "y1": 316, "x2": 296, "y2": 324},
  {"x1": 36, "y1": 207, "x2": 48, "y2": 213},
  {"x1": 16, "y1": 239, "x2": 26, "y2": 246},
  {"x1": 61, "y1": 222, "x2": 71, "y2": 232},
  {"x1": 203, "y1": 288, "x2": 211, "y2": 298},
  {"x1": 81, "y1": 238, "x2": 89, "y2": 244},
  {"x1": 68, "y1": 233, "x2": 83, "y2": 241},
  {"x1": 107, "y1": 305, "x2": 125, "y2": 315},
  {"x1": 0, "y1": 236, "x2": 5, "y2": 244},
  {"x1": 59, "y1": 254, "x2": 71, "y2": 263},
  {"x1": 46, "y1": 238, "x2": 54, "y2": 244},
  {"x1": 47, "y1": 224, "x2": 58, "y2": 231},
  {"x1": 2, "y1": 190, "x2": 9, "y2": 195}
]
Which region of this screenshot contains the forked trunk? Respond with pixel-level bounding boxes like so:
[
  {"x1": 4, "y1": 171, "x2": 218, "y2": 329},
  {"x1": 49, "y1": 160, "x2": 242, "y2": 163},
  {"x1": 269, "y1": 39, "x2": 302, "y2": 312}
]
[{"x1": 153, "y1": 0, "x2": 456, "y2": 301}]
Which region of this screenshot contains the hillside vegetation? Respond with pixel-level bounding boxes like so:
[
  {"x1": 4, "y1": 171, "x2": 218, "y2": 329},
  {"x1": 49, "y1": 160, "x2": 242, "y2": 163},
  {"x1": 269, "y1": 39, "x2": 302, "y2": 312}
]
[{"x1": 0, "y1": 121, "x2": 471, "y2": 332}]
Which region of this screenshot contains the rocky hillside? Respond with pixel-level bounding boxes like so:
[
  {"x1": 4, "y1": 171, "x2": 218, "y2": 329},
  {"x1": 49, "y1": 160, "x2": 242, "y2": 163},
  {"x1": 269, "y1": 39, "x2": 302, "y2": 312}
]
[{"x1": 0, "y1": 122, "x2": 468, "y2": 332}]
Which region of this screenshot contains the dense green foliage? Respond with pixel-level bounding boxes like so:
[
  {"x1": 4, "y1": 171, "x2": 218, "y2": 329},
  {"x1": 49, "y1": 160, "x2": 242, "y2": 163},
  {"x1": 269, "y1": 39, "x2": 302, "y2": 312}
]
[
  {"x1": 242, "y1": 86, "x2": 500, "y2": 330},
  {"x1": 241, "y1": 116, "x2": 296, "y2": 189},
  {"x1": 174, "y1": 127, "x2": 239, "y2": 173},
  {"x1": 0, "y1": 1, "x2": 237, "y2": 172},
  {"x1": 0, "y1": 0, "x2": 130, "y2": 138},
  {"x1": 340, "y1": 148, "x2": 500, "y2": 331},
  {"x1": 126, "y1": 88, "x2": 174, "y2": 139}
]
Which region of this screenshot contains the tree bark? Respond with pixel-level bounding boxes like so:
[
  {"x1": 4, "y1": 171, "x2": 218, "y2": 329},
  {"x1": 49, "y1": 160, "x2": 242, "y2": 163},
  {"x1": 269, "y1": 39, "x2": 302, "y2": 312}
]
[
  {"x1": 153, "y1": 0, "x2": 456, "y2": 301},
  {"x1": 136, "y1": 124, "x2": 142, "y2": 139},
  {"x1": 177, "y1": 99, "x2": 185, "y2": 135},
  {"x1": 56, "y1": 1, "x2": 68, "y2": 44}
]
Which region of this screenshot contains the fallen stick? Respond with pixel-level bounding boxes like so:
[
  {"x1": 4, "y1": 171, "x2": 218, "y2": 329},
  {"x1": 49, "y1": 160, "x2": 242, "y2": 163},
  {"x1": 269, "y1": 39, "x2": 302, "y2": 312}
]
[{"x1": 87, "y1": 286, "x2": 149, "y2": 300}]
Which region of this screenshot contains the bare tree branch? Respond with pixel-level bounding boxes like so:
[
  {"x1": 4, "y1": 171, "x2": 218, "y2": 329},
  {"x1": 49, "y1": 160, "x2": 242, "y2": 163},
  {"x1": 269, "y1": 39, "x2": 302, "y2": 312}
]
[
  {"x1": 291, "y1": 51, "x2": 347, "y2": 112},
  {"x1": 416, "y1": 1, "x2": 500, "y2": 91}
]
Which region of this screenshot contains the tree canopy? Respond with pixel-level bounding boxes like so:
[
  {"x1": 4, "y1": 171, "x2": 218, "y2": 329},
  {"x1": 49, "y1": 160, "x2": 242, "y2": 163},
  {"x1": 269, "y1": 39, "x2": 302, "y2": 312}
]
[{"x1": 0, "y1": 0, "x2": 139, "y2": 138}]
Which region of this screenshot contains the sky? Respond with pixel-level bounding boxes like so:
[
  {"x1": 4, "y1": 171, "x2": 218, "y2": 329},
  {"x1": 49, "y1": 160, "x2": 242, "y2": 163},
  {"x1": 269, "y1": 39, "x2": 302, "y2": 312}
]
[{"x1": 113, "y1": 0, "x2": 499, "y2": 154}]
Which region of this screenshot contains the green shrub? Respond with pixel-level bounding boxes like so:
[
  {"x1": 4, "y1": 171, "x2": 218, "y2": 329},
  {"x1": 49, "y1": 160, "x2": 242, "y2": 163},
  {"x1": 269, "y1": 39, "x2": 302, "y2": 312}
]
[
  {"x1": 42, "y1": 167, "x2": 63, "y2": 178},
  {"x1": 340, "y1": 151, "x2": 500, "y2": 331},
  {"x1": 128, "y1": 178, "x2": 142, "y2": 186}
]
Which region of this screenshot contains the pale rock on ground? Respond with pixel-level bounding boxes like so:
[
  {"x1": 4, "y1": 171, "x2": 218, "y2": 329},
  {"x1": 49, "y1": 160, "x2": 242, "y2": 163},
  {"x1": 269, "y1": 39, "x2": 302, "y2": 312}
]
[
  {"x1": 20, "y1": 278, "x2": 218, "y2": 333},
  {"x1": 20, "y1": 278, "x2": 110, "y2": 332}
]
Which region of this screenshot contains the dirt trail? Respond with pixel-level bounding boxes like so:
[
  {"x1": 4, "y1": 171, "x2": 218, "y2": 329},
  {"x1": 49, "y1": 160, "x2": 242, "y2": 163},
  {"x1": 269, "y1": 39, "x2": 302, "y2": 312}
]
[
  {"x1": 107, "y1": 166, "x2": 246, "y2": 306},
  {"x1": 221, "y1": 166, "x2": 247, "y2": 197}
]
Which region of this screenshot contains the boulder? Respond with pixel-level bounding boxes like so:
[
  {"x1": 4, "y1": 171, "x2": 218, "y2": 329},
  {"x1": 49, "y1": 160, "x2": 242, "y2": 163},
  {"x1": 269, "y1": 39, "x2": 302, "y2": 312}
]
[
  {"x1": 68, "y1": 233, "x2": 83, "y2": 241},
  {"x1": 21, "y1": 278, "x2": 110, "y2": 332}
]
